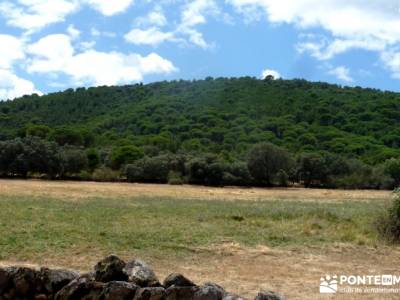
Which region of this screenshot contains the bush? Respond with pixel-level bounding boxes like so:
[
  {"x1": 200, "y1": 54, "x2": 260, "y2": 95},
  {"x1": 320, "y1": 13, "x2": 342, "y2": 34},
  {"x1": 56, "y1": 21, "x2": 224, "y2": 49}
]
[
  {"x1": 92, "y1": 167, "x2": 120, "y2": 182},
  {"x1": 186, "y1": 155, "x2": 225, "y2": 186},
  {"x1": 377, "y1": 190, "x2": 400, "y2": 242},
  {"x1": 168, "y1": 171, "x2": 184, "y2": 185},
  {"x1": 384, "y1": 158, "x2": 400, "y2": 188},
  {"x1": 222, "y1": 162, "x2": 252, "y2": 186},
  {"x1": 331, "y1": 160, "x2": 393, "y2": 190},
  {"x1": 125, "y1": 156, "x2": 170, "y2": 183}
]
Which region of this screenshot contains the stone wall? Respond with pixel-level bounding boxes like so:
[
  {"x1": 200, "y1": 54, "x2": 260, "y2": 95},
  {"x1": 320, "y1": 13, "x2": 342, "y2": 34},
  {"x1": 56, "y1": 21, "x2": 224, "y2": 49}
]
[{"x1": 0, "y1": 255, "x2": 285, "y2": 300}]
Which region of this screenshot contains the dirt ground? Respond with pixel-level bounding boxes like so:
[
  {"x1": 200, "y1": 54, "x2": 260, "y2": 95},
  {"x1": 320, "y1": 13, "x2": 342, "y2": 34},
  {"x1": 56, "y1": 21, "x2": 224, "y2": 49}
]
[
  {"x1": 0, "y1": 179, "x2": 398, "y2": 299},
  {"x1": 1, "y1": 243, "x2": 399, "y2": 300}
]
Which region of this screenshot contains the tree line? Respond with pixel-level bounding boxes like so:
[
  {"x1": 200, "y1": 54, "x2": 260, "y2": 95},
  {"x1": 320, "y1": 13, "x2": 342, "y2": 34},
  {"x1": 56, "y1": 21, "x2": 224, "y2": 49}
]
[{"x1": 1, "y1": 136, "x2": 399, "y2": 189}]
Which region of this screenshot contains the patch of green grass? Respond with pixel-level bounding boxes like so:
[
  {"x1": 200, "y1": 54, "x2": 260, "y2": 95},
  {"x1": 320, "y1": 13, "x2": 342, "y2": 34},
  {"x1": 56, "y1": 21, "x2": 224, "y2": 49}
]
[{"x1": 0, "y1": 195, "x2": 386, "y2": 262}]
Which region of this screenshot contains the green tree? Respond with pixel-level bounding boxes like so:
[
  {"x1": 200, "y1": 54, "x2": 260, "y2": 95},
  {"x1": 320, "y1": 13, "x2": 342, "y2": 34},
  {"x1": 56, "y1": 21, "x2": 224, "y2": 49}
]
[
  {"x1": 111, "y1": 145, "x2": 144, "y2": 169},
  {"x1": 247, "y1": 143, "x2": 292, "y2": 186},
  {"x1": 384, "y1": 158, "x2": 400, "y2": 187}
]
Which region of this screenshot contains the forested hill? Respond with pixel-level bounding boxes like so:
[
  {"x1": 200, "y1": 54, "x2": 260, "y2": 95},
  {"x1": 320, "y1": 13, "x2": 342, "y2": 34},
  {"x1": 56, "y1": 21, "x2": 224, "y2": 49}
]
[
  {"x1": 1, "y1": 77, "x2": 399, "y2": 163},
  {"x1": 1, "y1": 77, "x2": 400, "y2": 189}
]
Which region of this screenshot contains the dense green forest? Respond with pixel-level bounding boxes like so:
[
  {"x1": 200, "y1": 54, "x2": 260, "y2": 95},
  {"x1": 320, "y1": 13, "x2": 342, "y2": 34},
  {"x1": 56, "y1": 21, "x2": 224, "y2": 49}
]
[{"x1": 1, "y1": 77, "x2": 400, "y2": 189}]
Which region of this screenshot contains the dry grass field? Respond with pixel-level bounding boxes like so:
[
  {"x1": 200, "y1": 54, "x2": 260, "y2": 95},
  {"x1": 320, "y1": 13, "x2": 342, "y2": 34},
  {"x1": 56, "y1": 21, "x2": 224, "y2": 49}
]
[{"x1": 0, "y1": 179, "x2": 399, "y2": 299}]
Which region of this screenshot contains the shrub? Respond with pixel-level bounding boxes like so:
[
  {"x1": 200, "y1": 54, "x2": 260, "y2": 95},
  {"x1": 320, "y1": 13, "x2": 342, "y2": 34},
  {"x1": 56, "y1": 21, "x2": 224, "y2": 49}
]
[
  {"x1": 125, "y1": 156, "x2": 170, "y2": 183},
  {"x1": 186, "y1": 155, "x2": 225, "y2": 186},
  {"x1": 86, "y1": 148, "x2": 100, "y2": 171},
  {"x1": 222, "y1": 162, "x2": 252, "y2": 186},
  {"x1": 297, "y1": 153, "x2": 328, "y2": 187},
  {"x1": 168, "y1": 171, "x2": 184, "y2": 185},
  {"x1": 384, "y1": 158, "x2": 400, "y2": 188},
  {"x1": 377, "y1": 190, "x2": 400, "y2": 243},
  {"x1": 92, "y1": 167, "x2": 120, "y2": 182}
]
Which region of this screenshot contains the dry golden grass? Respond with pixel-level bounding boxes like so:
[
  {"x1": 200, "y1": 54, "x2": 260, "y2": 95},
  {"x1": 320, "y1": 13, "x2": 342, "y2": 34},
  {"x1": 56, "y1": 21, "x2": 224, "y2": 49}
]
[{"x1": 0, "y1": 179, "x2": 393, "y2": 202}]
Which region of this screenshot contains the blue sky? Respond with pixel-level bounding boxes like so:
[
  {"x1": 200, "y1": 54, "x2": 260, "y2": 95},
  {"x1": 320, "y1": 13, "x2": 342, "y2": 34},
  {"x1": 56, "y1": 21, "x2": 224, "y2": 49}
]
[{"x1": 1, "y1": 0, "x2": 400, "y2": 100}]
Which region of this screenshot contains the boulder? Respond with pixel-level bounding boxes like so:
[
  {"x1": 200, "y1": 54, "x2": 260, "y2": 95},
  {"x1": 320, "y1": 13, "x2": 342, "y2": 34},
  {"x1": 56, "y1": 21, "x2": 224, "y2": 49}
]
[
  {"x1": 193, "y1": 283, "x2": 225, "y2": 300},
  {"x1": 165, "y1": 285, "x2": 199, "y2": 300},
  {"x1": 55, "y1": 275, "x2": 104, "y2": 300},
  {"x1": 94, "y1": 255, "x2": 128, "y2": 283},
  {"x1": 163, "y1": 273, "x2": 196, "y2": 289},
  {"x1": 123, "y1": 260, "x2": 159, "y2": 287},
  {"x1": 99, "y1": 281, "x2": 138, "y2": 300},
  {"x1": 133, "y1": 287, "x2": 166, "y2": 300},
  {"x1": 0, "y1": 267, "x2": 15, "y2": 294},
  {"x1": 12, "y1": 267, "x2": 38, "y2": 297},
  {"x1": 39, "y1": 268, "x2": 79, "y2": 296},
  {"x1": 254, "y1": 291, "x2": 286, "y2": 300}
]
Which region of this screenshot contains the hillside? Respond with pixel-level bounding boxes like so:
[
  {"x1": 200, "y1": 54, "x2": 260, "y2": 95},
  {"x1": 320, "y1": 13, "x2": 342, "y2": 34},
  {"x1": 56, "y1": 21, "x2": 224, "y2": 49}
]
[{"x1": 0, "y1": 77, "x2": 400, "y2": 188}]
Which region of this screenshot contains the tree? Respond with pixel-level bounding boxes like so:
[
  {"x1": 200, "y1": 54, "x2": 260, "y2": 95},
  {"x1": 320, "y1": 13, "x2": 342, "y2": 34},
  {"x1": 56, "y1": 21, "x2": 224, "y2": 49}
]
[
  {"x1": 111, "y1": 145, "x2": 144, "y2": 169},
  {"x1": 384, "y1": 158, "x2": 400, "y2": 187},
  {"x1": 86, "y1": 148, "x2": 100, "y2": 171},
  {"x1": 297, "y1": 153, "x2": 328, "y2": 187},
  {"x1": 25, "y1": 124, "x2": 52, "y2": 139},
  {"x1": 58, "y1": 147, "x2": 88, "y2": 177},
  {"x1": 50, "y1": 128, "x2": 84, "y2": 146},
  {"x1": 247, "y1": 143, "x2": 292, "y2": 186}
]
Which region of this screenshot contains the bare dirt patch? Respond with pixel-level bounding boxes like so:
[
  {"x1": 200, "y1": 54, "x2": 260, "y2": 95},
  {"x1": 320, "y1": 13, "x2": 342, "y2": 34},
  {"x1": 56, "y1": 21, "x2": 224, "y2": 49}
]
[{"x1": 1, "y1": 244, "x2": 399, "y2": 299}]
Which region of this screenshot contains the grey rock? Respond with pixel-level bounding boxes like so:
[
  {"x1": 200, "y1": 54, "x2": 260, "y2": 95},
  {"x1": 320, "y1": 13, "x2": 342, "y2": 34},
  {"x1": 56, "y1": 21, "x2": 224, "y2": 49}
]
[
  {"x1": 123, "y1": 260, "x2": 159, "y2": 287},
  {"x1": 254, "y1": 290, "x2": 285, "y2": 300},
  {"x1": 165, "y1": 285, "x2": 199, "y2": 300},
  {"x1": 163, "y1": 273, "x2": 196, "y2": 289},
  {"x1": 39, "y1": 268, "x2": 79, "y2": 295},
  {"x1": 55, "y1": 275, "x2": 105, "y2": 300},
  {"x1": 193, "y1": 283, "x2": 225, "y2": 300},
  {"x1": 94, "y1": 255, "x2": 127, "y2": 283},
  {"x1": 133, "y1": 287, "x2": 166, "y2": 300},
  {"x1": 99, "y1": 281, "x2": 138, "y2": 300}
]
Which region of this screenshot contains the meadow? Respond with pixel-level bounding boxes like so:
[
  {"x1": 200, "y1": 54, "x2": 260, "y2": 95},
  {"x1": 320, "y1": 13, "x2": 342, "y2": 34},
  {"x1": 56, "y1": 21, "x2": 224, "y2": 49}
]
[{"x1": 0, "y1": 180, "x2": 399, "y2": 299}]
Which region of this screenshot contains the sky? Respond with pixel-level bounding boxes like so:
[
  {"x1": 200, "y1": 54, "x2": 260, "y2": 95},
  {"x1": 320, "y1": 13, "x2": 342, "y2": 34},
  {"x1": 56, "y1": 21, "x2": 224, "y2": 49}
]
[{"x1": 1, "y1": 0, "x2": 400, "y2": 100}]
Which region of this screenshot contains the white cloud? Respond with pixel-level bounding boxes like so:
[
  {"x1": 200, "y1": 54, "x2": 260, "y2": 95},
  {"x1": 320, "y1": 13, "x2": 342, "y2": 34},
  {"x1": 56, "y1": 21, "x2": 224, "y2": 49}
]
[
  {"x1": 0, "y1": 0, "x2": 135, "y2": 33},
  {"x1": 228, "y1": 0, "x2": 400, "y2": 42},
  {"x1": 124, "y1": 27, "x2": 175, "y2": 46},
  {"x1": 90, "y1": 28, "x2": 117, "y2": 38},
  {"x1": 328, "y1": 66, "x2": 354, "y2": 83},
  {"x1": 125, "y1": 0, "x2": 219, "y2": 49},
  {"x1": 228, "y1": 0, "x2": 400, "y2": 78},
  {"x1": 381, "y1": 50, "x2": 400, "y2": 79},
  {"x1": 261, "y1": 68, "x2": 281, "y2": 79},
  {"x1": 0, "y1": 69, "x2": 41, "y2": 100},
  {"x1": 26, "y1": 34, "x2": 177, "y2": 86},
  {"x1": 297, "y1": 36, "x2": 386, "y2": 61},
  {"x1": 0, "y1": 35, "x2": 25, "y2": 69},
  {"x1": 27, "y1": 34, "x2": 75, "y2": 73},
  {"x1": 67, "y1": 24, "x2": 81, "y2": 40},
  {"x1": 0, "y1": 0, "x2": 79, "y2": 33},
  {"x1": 178, "y1": 0, "x2": 219, "y2": 49},
  {"x1": 136, "y1": 7, "x2": 167, "y2": 27},
  {"x1": 83, "y1": 0, "x2": 134, "y2": 16}
]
